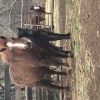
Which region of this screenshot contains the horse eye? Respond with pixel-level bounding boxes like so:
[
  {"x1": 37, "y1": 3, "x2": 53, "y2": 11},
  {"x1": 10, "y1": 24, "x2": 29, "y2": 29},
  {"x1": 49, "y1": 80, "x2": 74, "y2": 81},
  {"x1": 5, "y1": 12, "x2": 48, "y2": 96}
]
[
  {"x1": 0, "y1": 48, "x2": 6, "y2": 52},
  {"x1": 0, "y1": 36, "x2": 7, "y2": 39}
]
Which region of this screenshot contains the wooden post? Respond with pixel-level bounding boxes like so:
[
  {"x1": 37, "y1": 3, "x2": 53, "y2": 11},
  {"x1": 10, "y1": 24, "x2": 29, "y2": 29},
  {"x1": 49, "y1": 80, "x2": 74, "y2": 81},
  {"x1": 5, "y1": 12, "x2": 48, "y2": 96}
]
[
  {"x1": 45, "y1": 0, "x2": 53, "y2": 27},
  {"x1": 53, "y1": 0, "x2": 60, "y2": 33},
  {"x1": 4, "y1": 64, "x2": 11, "y2": 100}
]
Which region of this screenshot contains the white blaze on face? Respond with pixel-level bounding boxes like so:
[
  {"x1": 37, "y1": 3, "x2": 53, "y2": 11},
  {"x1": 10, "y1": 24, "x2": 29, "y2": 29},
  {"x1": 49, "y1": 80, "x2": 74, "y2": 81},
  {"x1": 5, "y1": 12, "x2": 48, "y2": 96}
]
[{"x1": 6, "y1": 42, "x2": 27, "y2": 49}]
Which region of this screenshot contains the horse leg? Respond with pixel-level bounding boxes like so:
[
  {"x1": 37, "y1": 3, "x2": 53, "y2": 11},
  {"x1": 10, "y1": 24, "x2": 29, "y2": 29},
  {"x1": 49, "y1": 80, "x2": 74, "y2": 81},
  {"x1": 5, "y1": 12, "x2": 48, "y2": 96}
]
[
  {"x1": 47, "y1": 47, "x2": 73, "y2": 58},
  {"x1": 41, "y1": 42, "x2": 73, "y2": 58},
  {"x1": 36, "y1": 79, "x2": 69, "y2": 90},
  {"x1": 46, "y1": 32, "x2": 71, "y2": 40},
  {"x1": 37, "y1": 66, "x2": 67, "y2": 75},
  {"x1": 47, "y1": 60, "x2": 70, "y2": 67}
]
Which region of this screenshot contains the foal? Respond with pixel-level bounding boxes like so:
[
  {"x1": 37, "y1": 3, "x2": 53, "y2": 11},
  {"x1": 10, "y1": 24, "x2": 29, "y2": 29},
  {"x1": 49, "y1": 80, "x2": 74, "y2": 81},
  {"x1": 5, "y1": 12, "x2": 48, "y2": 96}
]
[{"x1": 0, "y1": 36, "x2": 69, "y2": 89}]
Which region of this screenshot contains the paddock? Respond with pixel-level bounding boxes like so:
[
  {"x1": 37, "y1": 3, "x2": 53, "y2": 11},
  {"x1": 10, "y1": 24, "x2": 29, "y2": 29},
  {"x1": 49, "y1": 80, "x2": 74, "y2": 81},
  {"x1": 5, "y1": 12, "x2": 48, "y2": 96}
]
[
  {"x1": 0, "y1": 0, "x2": 72, "y2": 100},
  {"x1": 1, "y1": 0, "x2": 100, "y2": 100}
]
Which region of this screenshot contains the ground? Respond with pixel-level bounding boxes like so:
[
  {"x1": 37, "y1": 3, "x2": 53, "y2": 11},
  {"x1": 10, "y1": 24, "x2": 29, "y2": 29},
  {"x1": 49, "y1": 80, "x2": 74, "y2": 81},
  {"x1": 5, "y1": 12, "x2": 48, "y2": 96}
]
[
  {"x1": 80, "y1": 0, "x2": 100, "y2": 100},
  {"x1": 54, "y1": 0, "x2": 100, "y2": 100},
  {"x1": 0, "y1": 0, "x2": 100, "y2": 100}
]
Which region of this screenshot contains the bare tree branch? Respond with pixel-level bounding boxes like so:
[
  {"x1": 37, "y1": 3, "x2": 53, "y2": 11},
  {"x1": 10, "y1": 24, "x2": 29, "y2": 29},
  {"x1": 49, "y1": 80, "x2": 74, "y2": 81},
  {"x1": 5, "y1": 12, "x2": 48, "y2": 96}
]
[{"x1": 0, "y1": 0, "x2": 17, "y2": 14}]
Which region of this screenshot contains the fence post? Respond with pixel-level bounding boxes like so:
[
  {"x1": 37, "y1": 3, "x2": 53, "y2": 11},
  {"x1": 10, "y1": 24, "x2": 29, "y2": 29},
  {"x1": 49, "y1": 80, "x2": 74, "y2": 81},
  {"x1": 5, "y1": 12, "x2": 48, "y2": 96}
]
[
  {"x1": 45, "y1": 0, "x2": 53, "y2": 27},
  {"x1": 4, "y1": 64, "x2": 11, "y2": 100}
]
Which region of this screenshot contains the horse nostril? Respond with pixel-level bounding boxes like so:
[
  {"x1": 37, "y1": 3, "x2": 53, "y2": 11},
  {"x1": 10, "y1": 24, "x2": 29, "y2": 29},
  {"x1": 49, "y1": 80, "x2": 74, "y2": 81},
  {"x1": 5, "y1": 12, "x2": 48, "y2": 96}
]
[
  {"x1": 25, "y1": 42, "x2": 32, "y2": 49},
  {"x1": 0, "y1": 48, "x2": 6, "y2": 52}
]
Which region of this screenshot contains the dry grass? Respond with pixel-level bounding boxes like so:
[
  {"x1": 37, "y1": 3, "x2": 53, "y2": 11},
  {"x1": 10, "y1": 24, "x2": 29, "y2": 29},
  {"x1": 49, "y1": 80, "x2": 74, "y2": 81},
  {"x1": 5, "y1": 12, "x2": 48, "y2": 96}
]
[{"x1": 53, "y1": 0, "x2": 96, "y2": 100}]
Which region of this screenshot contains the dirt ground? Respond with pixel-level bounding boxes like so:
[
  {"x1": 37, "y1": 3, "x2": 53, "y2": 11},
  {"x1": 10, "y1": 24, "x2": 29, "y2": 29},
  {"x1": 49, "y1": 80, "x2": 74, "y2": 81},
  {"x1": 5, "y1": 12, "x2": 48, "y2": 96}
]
[
  {"x1": 54, "y1": 0, "x2": 100, "y2": 100},
  {"x1": 80, "y1": 0, "x2": 100, "y2": 100},
  {"x1": 80, "y1": 0, "x2": 100, "y2": 67}
]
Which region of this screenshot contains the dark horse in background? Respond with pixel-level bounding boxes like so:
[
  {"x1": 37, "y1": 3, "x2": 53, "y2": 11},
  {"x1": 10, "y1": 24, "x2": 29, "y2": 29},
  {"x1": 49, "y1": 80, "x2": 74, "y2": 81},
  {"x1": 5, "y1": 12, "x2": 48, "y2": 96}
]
[{"x1": 17, "y1": 28, "x2": 73, "y2": 58}]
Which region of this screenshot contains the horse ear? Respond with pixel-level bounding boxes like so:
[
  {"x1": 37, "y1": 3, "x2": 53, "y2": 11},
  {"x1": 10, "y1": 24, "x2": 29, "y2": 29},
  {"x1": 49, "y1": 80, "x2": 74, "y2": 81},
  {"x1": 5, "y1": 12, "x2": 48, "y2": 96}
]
[{"x1": 17, "y1": 27, "x2": 22, "y2": 32}]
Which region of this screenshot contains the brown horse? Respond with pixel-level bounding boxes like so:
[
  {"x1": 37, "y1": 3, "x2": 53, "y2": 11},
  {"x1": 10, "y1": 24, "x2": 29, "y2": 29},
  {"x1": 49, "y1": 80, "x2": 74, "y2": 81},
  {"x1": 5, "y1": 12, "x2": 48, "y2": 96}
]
[{"x1": 0, "y1": 36, "x2": 69, "y2": 90}]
